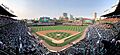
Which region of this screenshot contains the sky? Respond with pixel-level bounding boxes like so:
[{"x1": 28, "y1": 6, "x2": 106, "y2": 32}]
[{"x1": 0, "y1": 0, "x2": 119, "y2": 19}]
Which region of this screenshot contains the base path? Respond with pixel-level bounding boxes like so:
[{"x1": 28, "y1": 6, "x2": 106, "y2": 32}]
[{"x1": 40, "y1": 28, "x2": 88, "y2": 52}]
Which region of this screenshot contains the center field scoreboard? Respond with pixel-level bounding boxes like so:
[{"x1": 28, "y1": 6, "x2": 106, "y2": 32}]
[{"x1": 40, "y1": 17, "x2": 50, "y2": 22}]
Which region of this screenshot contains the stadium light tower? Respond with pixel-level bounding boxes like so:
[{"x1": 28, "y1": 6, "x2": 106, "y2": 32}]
[{"x1": 93, "y1": 12, "x2": 97, "y2": 24}]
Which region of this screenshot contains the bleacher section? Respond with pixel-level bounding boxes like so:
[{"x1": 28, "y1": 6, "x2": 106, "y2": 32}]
[{"x1": 0, "y1": 18, "x2": 49, "y2": 55}]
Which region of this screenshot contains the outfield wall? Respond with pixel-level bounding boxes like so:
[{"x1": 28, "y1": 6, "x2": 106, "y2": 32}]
[{"x1": 27, "y1": 22, "x2": 89, "y2": 26}]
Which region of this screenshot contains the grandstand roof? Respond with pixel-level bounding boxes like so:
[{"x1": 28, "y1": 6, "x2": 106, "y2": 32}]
[
  {"x1": 101, "y1": 0, "x2": 120, "y2": 17},
  {"x1": 0, "y1": 5, "x2": 17, "y2": 17}
]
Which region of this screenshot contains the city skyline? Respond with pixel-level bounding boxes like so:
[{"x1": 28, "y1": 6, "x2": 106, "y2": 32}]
[{"x1": 0, "y1": 0, "x2": 118, "y2": 19}]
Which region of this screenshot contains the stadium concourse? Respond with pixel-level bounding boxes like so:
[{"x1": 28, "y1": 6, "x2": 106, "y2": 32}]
[{"x1": 0, "y1": 3, "x2": 120, "y2": 55}]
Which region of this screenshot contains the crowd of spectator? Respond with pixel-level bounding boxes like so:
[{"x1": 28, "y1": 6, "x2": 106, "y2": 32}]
[
  {"x1": 95, "y1": 23, "x2": 113, "y2": 29},
  {"x1": 0, "y1": 17, "x2": 49, "y2": 55},
  {"x1": 0, "y1": 16, "x2": 120, "y2": 55},
  {"x1": 0, "y1": 16, "x2": 16, "y2": 27}
]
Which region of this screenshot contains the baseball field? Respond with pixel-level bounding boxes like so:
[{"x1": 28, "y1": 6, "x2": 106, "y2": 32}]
[{"x1": 31, "y1": 25, "x2": 87, "y2": 47}]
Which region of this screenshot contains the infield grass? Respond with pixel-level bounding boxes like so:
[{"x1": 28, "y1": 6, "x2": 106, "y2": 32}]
[{"x1": 46, "y1": 32, "x2": 71, "y2": 40}]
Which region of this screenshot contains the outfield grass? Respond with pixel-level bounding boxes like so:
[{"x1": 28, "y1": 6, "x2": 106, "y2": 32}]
[
  {"x1": 31, "y1": 26, "x2": 87, "y2": 32},
  {"x1": 31, "y1": 25, "x2": 87, "y2": 47}
]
